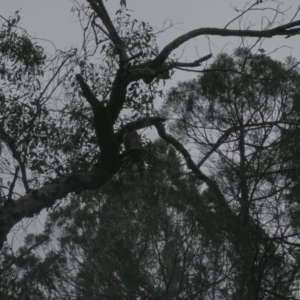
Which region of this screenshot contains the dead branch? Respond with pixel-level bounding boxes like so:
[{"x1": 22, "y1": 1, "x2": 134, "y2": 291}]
[{"x1": 150, "y1": 21, "x2": 300, "y2": 68}]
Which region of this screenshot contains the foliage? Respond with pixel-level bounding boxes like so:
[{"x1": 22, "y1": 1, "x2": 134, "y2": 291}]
[
  {"x1": 162, "y1": 49, "x2": 300, "y2": 299},
  {"x1": 0, "y1": 142, "x2": 234, "y2": 299},
  {"x1": 1, "y1": 1, "x2": 300, "y2": 299}
]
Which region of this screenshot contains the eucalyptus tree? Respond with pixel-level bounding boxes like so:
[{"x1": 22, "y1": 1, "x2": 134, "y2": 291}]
[
  {"x1": 162, "y1": 49, "x2": 300, "y2": 299},
  {"x1": 3, "y1": 50, "x2": 300, "y2": 299}
]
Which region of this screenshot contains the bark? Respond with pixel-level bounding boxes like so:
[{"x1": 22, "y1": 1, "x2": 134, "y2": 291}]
[
  {"x1": 150, "y1": 21, "x2": 300, "y2": 68},
  {"x1": 0, "y1": 156, "x2": 119, "y2": 249},
  {"x1": 0, "y1": 116, "x2": 164, "y2": 249}
]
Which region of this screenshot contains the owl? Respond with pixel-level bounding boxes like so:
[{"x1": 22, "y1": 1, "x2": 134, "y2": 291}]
[{"x1": 123, "y1": 130, "x2": 145, "y2": 163}]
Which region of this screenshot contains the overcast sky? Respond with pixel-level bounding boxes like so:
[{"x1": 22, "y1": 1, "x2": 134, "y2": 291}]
[{"x1": 2, "y1": 0, "x2": 300, "y2": 86}]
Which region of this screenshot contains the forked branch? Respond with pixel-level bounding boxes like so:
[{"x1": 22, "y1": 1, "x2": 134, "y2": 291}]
[
  {"x1": 86, "y1": 0, "x2": 128, "y2": 61},
  {"x1": 150, "y1": 21, "x2": 300, "y2": 68}
]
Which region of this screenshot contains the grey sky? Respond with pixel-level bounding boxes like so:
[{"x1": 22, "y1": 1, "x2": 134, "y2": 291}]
[{"x1": 2, "y1": 0, "x2": 300, "y2": 85}]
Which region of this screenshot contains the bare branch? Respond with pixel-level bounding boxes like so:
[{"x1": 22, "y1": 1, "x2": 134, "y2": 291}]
[
  {"x1": 7, "y1": 166, "x2": 19, "y2": 202},
  {"x1": 196, "y1": 128, "x2": 235, "y2": 168},
  {"x1": 291, "y1": 5, "x2": 300, "y2": 23},
  {"x1": 155, "y1": 122, "x2": 211, "y2": 183},
  {"x1": 161, "y1": 54, "x2": 212, "y2": 72},
  {"x1": 224, "y1": 2, "x2": 257, "y2": 29},
  {"x1": 150, "y1": 21, "x2": 300, "y2": 68},
  {"x1": 38, "y1": 49, "x2": 77, "y2": 103}
]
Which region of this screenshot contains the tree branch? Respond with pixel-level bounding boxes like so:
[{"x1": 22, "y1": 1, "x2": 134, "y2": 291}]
[
  {"x1": 155, "y1": 122, "x2": 216, "y2": 184},
  {"x1": 162, "y1": 54, "x2": 213, "y2": 71},
  {"x1": 7, "y1": 166, "x2": 19, "y2": 202},
  {"x1": 86, "y1": 0, "x2": 128, "y2": 61},
  {"x1": 115, "y1": 116, "x2": 167, "y2": 144},
  {"x1": 262, "y1": 288, "x2": 298, "y2": 300},
  {"x1": 196, "y1": 128, "x2": 235, "y2": 168},
  {"x1": 76, "y1": 74, "x2": 103, "y2": 112},
  {"x1": 0, "y1": 116, "x2": 167, "y2": 249},
  {"x1": 105, "y1": 68, "x2": 129, "y2": 124},
  {"x1": 76, "y1": 74, "x2": 120, "y2": 157},
  {"x1": 155, "y1": 121, "x2": 276, "y2": 259},
  {"x1": 193, "y1": 120, "x2": 298, "y2": 168},
  {"x1": 150, "y1": 21, "x2": 300, "y2": 68},
  {"x1": 0, "y1": 159, "x2": 118, "y2": 249}
]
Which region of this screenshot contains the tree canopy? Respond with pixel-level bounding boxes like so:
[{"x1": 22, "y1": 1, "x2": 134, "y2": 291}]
[{"x1": 1, "y1": 1, "x2": 300, "y2": 299}]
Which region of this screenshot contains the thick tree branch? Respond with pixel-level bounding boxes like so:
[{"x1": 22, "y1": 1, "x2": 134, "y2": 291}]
[
  {"x1": 0, "y1": 158, "x2": 119, "y2": 249},
  {"x1": 91, "y1": 14, "x2": 109, "y2": 38},
  {"x1": 83, "y1": 1, "x2": 131, "y2": 123},
  {"x1": 0, "y1": 115, "x2": 166, "y2": 248},
  {"x1": 105, "y1": 68, "x2": 129, "y2": 124},
  {"x1": 76, "y1": 74, "x2": 103, "y2": 112},
  {"x1": 115, "y1": 116, "x2": 167, "y2": 144},
  {"x1": 76, "y1": 74, "x2": 119, "y2": 157},
  {"x1": 150, "y1": 21, "x2": 300, "y2": 68},
  {"x1": 128, "y1": 21, "x2": 299, "y2": 82},
  {"x1": 86, "y1": 0, "x2": 128, "y2": 61},
  {"x1": 124, "y1": 51, "x2": 143, "y2": 63}
]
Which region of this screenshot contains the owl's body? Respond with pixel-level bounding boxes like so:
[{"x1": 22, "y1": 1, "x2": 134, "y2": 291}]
[{"x1": 123, "y1": 130, "x2": 145, "y2": 163}]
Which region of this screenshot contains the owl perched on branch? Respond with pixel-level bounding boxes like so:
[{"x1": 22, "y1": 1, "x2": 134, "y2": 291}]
[
  {"x1": 123, "y1": 129, "x2": 145, "y2": 180},
  {"x1": 123, "y1": 130, "x2": 145, "y2": 163}
]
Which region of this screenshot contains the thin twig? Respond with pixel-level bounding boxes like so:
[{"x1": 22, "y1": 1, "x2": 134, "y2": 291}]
[{"x1": 7, "y1": 166, "x2": 19, "y2": 202}]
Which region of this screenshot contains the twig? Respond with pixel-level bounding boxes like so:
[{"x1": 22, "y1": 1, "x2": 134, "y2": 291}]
[
  {"x1": 7, "y1": 166, "x2": 19, "y2": 202},
  {"x1": 0, "y1": 235, "x2": 48, "y2": 275}
]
